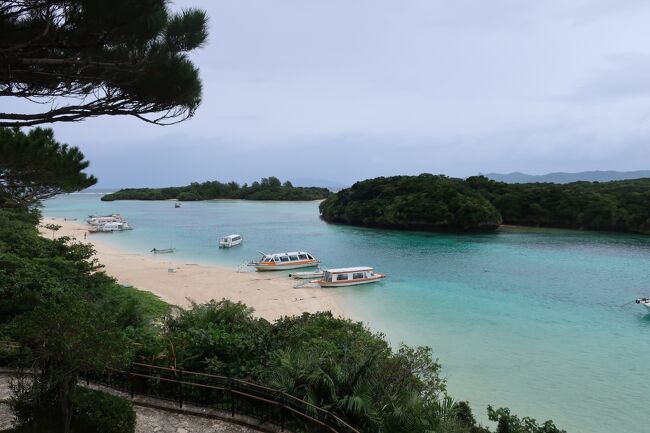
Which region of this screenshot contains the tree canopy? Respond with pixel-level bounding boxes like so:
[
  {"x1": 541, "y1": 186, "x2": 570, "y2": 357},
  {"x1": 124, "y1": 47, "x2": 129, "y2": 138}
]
[
  {"x1": 320, "y1": 174, "x2": 650, "y2": 234},
  {"x1": 320, "y1": 174, "x2": 503, "y2": 231},
  {"x1": 0, "y1": 0, "x2": 208, "y2": 126},
  {"x1": 0, "y1": 127, "x2": 96, "y2": 207},
  {"x1": 101, "y1": 176, "x2": 332, "y2": 201}
]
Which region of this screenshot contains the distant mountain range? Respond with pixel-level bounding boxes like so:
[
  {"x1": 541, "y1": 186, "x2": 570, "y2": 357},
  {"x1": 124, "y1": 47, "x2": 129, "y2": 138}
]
[{"x1": 483, "y1": 170, "x2": 650, "y2": 184}]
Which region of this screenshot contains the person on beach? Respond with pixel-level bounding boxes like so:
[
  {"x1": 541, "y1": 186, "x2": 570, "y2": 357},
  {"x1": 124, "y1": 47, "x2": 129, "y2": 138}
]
[{"x1": 84, "y1": 232, "x2": 87, "y2": 240}]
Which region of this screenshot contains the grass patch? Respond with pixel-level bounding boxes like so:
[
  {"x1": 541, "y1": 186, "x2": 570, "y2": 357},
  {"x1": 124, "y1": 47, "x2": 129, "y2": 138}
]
[{"x1": 105, "y1": 284, "x2": 171, "y2": 320}]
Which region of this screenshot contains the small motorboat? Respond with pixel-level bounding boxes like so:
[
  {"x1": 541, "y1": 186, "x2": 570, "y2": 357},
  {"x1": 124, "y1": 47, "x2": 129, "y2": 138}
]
[
  {"x1": 249, "y1": 251, "x2": 319, "y2": 271},
  {"x1": 175, "y1": 202, "x2": 181, "y2": 208},
  {"x1": 151, "y1": 247, "x2": 176, "y2": 254},
  {"x1": 636, "y1": 297, "x2": 650, "y2": 311},
  {"x1": 312, "y1": 267, "x2": 385, "y2": 287},
  {"x1": 289, "y1": 268, "x2": 324, "y2": 279},
  {"x1": 219, "y1": 234, "x2": 243, "y2": 248}
]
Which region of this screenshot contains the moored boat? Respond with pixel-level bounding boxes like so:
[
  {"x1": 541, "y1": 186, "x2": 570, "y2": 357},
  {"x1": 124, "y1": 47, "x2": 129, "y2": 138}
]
[
  {"x1": 312, "y1": 267, "x2": 385, "y2": 287},
  {"x1": 175, "y1": 202, "x2": 181, "y2": 208},
  {"x1": 151, "y1": 247, "x2": 176, "y2": 254},
  {"x1": 636, "y1": 297, "x2": 650, "y2": 311},
  {"x1": 88, "y1": 221, "x2": 132, "y2": 232},
  {"x1": 250, "y1": 251, "x2": 319, "y2": 271},
  {"x1": 87, "y1": 214, "x2": 125, "y2": 225},
  {"x1": 219, "y1": 234, "x2": 243, "y2": 248}
]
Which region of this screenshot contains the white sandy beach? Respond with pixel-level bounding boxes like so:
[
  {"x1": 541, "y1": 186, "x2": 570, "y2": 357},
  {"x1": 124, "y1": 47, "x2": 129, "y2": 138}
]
[{"x1": 39, "y1": 218, "x2": 344, "y2": 321}]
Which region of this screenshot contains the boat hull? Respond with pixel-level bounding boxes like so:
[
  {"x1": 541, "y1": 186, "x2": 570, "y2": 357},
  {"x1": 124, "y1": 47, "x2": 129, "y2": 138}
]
[
  {"x1": 315, "y1": 275, "x2": 385, "y2": 287},
  {"x1": 254, "y1": 261, "x2": 319, "y2": 271},
  {"x1": 290, "y1": 271, "x2": 324, "y2": 279},
  {"x1": 219, "y1": 240, "x2": 242, "y2": 248}
]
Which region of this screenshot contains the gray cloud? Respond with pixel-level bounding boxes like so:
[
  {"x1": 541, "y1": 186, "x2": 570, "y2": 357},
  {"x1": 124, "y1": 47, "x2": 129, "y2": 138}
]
[
  {"x1": 568, "y1": 54, "x2": 650, "y2": 102},
  {"x1": 11, "y1": 0, "x2": 650, "y2": 187}
]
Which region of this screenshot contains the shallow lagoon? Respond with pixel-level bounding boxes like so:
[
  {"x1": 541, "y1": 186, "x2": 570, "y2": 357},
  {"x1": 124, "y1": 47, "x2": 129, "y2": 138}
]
[{"x1": 44, "y1": 194, "x2": 650, "y2": 433}]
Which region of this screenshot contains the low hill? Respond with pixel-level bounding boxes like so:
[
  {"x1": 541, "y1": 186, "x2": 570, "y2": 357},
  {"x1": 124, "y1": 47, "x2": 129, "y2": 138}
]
[
  {"x1": 484, "y1": 170, "x2": 650, "y2": 184},
  {"x1": 320, "y1": 174, "x2": 650, "y2": 234},
  {"x1": 319, "y1": 174, "x2": 502, "y2": 231},
  {"x1": 101, "y1": 177, "x2": 331, "y2": 202}
]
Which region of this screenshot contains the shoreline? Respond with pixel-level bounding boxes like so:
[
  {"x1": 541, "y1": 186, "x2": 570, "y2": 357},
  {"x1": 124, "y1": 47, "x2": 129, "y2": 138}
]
[{"x1": 39, "y1": 217, "x2": 345, "y2": 321}]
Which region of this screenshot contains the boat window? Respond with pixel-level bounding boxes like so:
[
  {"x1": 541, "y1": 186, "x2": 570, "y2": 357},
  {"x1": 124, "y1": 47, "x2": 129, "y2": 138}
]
[
  {"x1": 234, "y1": 236, "x2": 241, "y2": 241},
  {"x1": 336, "y1": 274, "x2": 348, "y2": 281},
  {"x1": 298, "y1": 254, "x2": 308, "y2": 260},
  {"x1": 367, "y1": 271, "x2": 374, "y2": 277},
  {"x1": 289, "y1": 255, "x2": 299, "y2": 261},
  {"x1": 353, "y1": 272, "x2": 364, "y2": 279},
  {"x1": 274, "y1": 257, "x2": 280, "y2": 262},
  {"x1": 280, "y1": 256, "x2": 289, "y2": 262},
  {"x1": 307, "y1": 254, "x2": 314, "y2": 260}
]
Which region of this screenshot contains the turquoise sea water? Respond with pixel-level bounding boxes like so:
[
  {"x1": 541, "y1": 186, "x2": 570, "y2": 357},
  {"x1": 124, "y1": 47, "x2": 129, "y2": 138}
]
[{"x1": 43, "y1": 194, "x2": 650, "y2": 433}]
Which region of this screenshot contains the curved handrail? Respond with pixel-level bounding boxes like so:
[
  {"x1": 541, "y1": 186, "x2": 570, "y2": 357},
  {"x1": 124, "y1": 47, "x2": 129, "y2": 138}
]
[{"x1": 93, "y1": 362, "x2": 361, "y2": 433}]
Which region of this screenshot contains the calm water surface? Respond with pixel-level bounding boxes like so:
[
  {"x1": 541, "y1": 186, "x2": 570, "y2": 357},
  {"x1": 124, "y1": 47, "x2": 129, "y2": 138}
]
[{"x1": 44, "y1": 194, "x2": 650, "y2": 433}]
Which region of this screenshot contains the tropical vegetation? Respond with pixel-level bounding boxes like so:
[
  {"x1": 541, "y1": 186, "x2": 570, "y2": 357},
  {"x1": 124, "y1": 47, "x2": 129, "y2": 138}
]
[
  {"x1": 319, "y1": 174, "x2": 502, "y2": 231},
  {"x1": 0, "y1": 0, "x2": 208, "y2": 126},
  {"x1": 320, "y1": 174, "x2": 650, "y2": 234},
  {"x1": 467, "y1": 175, "x2": 650, "y2": 234},
  {"x1": 102, "y1": 176, "x2": 332, "y2": 201},
  {"x1": 0, "y1": 129, "x2": 566, "y2": 432},
  {"x1": 0, "y1": 128, "x2": 97, "y2": 207}
]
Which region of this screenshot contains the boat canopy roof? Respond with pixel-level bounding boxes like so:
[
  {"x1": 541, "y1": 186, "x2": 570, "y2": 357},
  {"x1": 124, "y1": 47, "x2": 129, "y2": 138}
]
[
  {"x1": 223, "y1": 234, "x2": 241, "y2": 239},
  {"x1": 326, "y1": 266, "x2": 373, "y2": 274},
  {"x1": 262, "y1": 251, "x2": 312, "y2": 257}
]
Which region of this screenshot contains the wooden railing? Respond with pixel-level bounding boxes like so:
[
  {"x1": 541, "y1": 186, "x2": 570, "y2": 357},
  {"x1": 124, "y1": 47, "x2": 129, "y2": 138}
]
[{"x1": 87, "y1": 363, "x2": 361, "y2": 433}]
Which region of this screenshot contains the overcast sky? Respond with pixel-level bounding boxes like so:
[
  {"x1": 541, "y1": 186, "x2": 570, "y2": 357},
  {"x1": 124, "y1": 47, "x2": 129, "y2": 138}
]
[{"x1": 14, "y1": 0, "x2": 650, "y2": 187}]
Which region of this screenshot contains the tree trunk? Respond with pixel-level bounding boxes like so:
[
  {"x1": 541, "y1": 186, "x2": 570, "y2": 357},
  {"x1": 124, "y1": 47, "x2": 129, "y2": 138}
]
[{"x1": 59, "y1": 374, "x2": 76, "y2": 433}]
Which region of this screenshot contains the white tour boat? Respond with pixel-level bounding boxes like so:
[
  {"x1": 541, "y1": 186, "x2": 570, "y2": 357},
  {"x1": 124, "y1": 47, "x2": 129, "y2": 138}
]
[
  {"x1": 87, "y1": 214, "x2": 125, "y2": 226},
  {"x1": 219, "y1": 234, "x2": 243, "y2": 248},
  {"x1": 636, "y1": 297, "x2": 650, "y2": 311},
  {"x1": 88, "y1": 221, "x2": 132, "y2": 233},
  {"x1": 312, "y1": 267, "x2": 385, "y2": 287},
  {"x1": 250, "y1": 251, "x2": 319, "y2": 271}
]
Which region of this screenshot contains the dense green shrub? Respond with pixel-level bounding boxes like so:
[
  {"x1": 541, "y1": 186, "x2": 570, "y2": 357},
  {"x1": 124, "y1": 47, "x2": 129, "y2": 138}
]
[
  {"x1": 0, "y1": 208, "x2": 167, "y2": 432},
  {"x1": 177, "y1": 191, "x2": 202, "y2": 201},
  {"x1": 71, "y1": 388, "x2": 136, "y2": 433},
  {"x1": 162, "y1": 299, "x2": 272, "y2": 377},
  {"x1": 6, "y1": 385, "x2": 135, "y2": 433},
  {"x1": 134, "y1": 300, "x2": 565, "y2": 433}
]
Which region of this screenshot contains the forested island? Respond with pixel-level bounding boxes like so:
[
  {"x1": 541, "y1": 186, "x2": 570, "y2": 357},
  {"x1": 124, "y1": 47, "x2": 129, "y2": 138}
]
[
  {"x1": 101, "y1": 176, "x2": 332, "y2": 201},
  {"x1": 320, "y1": 174, "x2": 650, "y2": 234}
]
